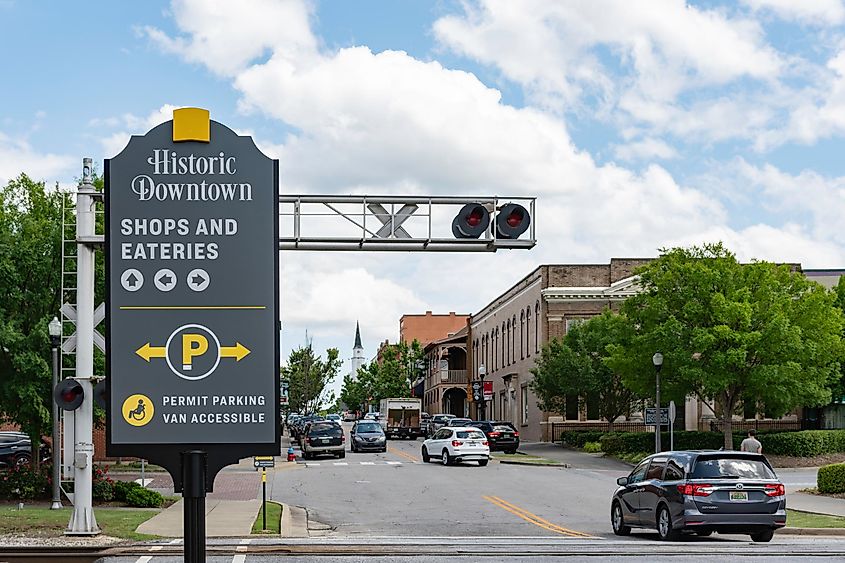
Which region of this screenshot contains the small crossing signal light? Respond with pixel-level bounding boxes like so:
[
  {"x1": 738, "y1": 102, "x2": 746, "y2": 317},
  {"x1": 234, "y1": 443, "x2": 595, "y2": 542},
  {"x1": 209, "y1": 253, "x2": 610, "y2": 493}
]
[
  {"x1": 452, "y1": 203, "x2": 490, "y2": 238},
  {"x1": 93, "y1": 379, "x2": 108, "y2": 410},
  {"x1": 54, "y1": 379, "x2": 84, "y2": 411},
  {"x1": 495, "y1": 203, "x2": 530, "y2": 239}
]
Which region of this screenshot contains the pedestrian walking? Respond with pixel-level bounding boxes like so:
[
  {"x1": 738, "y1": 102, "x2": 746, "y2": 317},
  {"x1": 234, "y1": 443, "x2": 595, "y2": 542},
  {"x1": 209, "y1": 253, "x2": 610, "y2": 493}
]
[{"x1": 740, "y1": 429, "x2": 763, "y2": 453}]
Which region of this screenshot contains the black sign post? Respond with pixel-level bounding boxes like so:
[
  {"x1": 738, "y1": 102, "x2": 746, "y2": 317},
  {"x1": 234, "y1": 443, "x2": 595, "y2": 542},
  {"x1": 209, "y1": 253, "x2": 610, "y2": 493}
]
[{"x1": 105, "y1": 108, "x2": 280, "y2": 561}]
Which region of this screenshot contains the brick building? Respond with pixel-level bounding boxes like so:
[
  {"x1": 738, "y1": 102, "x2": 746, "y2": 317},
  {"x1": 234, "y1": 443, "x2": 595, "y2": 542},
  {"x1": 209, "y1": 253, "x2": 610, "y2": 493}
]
[
  {"x1": 400, "y1": 311, "x2": 468, "y2": 347},
  {"x1": 468, "y1": 260, "x2": 649, "y2": 442}
]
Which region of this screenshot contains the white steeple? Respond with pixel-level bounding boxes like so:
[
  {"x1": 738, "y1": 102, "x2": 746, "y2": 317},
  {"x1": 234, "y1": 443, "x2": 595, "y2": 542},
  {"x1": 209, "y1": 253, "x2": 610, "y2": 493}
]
[{"x1": 351, "y1": 321, "x2": 365, "y2": 380}]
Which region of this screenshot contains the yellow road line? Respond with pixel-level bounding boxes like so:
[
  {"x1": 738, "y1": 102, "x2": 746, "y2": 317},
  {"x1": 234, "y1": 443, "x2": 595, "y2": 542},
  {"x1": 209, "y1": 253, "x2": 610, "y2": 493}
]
[
  {"x1": 483, "y1": 495, "x2": 595, "y2": 538},
  {"x1": 388, "y1": 445, "x2": 420, "y2": 462}
]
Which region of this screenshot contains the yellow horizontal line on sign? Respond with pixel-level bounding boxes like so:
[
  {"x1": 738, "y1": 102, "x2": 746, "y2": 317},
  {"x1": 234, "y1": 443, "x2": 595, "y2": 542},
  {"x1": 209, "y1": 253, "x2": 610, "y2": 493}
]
[{"x1": 119, "y1": 306, "x2": 266, "y2": 310}]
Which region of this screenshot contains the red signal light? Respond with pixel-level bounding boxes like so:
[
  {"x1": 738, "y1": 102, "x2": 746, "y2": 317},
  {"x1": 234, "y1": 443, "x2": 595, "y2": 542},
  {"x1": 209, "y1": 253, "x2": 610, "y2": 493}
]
[
  {"x1": 452, "y1": 203, "x2": 490, "y2": 238},
  {"x1": 495, "y1": 203, "x2": 530, "y2": 239}
]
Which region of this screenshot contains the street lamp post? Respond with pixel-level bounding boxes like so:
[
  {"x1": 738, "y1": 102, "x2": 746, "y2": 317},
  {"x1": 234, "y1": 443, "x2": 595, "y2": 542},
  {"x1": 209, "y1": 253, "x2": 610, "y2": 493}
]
[
  {"x1": 48, "y1": 316, "x2": 62, "y2": 510},
  {"x1": 478, "y1": 364, "x2": 487, "y2": 421},
  {"x1": 652, "y1": 352, "x2": 663, "y2": 453}
]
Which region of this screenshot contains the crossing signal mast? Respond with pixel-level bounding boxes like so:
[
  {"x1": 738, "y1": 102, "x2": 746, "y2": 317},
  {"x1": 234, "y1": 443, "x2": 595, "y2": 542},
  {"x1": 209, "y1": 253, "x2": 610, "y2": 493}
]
[{"x1": 279, "y1": 195, "x2": 535, "y2": 251}]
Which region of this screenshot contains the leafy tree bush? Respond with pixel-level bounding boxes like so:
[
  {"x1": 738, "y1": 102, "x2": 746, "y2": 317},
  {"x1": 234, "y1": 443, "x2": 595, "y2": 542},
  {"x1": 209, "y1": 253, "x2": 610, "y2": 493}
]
[
  {"x1": 818, "y1": 463, "x2": 845, "y2": 494},
  {"x1": 610, "y1": 243, "x2": 845, "y2": 450},
  {"x1": 559, "y1": 431, "x2": 606, "y2": 448},
  {"x1": 763, "y1": 430, "x2": 845, "y2": 457},
  {"x1": 126, "y1": 487, "x2": 164, "y2": 508},
  {"x1": 113, "y1": 480, "x2": 142, "y2": 503},
  {"x1": 0, "y1": 463, "x2": 50, "y2": 500},
  {"x1": 91, "y1": 464, "x2": 114, "y2": 502},
  {"x1": 583, "y1": 441, "x2": 602, "y2": 453}
]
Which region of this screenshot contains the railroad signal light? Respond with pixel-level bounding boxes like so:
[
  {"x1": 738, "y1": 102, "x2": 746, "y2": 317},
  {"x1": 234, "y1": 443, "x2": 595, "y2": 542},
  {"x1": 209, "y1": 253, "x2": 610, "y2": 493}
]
[
  {"x1": 93, "y1": 379, "x2": 108, "y2": 410},
  {"x1": 495, "y1": 203, "x2": 530, "y2": 240},
  {"x1": 54, "y1": 379, "x2": 84, "y2": 411},
  {"x1": 452, "y1": 203, "x2": 490, "y2": 238}
]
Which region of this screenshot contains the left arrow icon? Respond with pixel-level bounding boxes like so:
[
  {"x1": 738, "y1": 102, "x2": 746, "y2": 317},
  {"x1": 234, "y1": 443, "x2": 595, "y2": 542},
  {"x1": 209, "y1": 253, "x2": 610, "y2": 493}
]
[{"x1": 136, "y1": 343, "x2": 166, "y2": 362}]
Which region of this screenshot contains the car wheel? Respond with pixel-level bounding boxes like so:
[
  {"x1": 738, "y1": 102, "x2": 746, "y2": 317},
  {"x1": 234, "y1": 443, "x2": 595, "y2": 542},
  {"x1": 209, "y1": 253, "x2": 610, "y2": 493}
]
[
  {"x1": 442, "y1": 449, "x2": 452, "y2": 466},
  {"x1": 478, "y1": 459, "x2": 488, "y2": 467},
  {"x1": 422, "y1": 446, "x2": 430, "y2": 463},
  {"x1": 750, "y1": 530, "x2": 774, "y2": 543},
  {"x1": 656, "y1": 505, "x2": 678, "y2": 541},
  {"x1": 611, "y1": 501, "x2": 631, "y2": 536},
  {"x1": 339, "y1": 450, "x2": 345, "y2": 459},
  {"x1": 14, "y1": 454, "x2": 32, "y2": 468}
]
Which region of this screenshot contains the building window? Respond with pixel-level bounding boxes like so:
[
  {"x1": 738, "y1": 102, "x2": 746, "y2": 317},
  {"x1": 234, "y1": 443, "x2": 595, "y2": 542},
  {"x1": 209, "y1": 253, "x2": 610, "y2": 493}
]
[
  {"x1": 521, "y1": 385, "x2": 529, "y2": 425},
  {"x1": 566, "y1": 318, "x2": 587, "y2": 333},
  {"x1": 526, "y1": 307, "x2": 532, "y2": 358},
  {"x1": 520, "y1": 310, "x2": 525, "y2": 361},
  {"x1": 512, "y1": 315, "x2": 517, "y2": 362},
  {"x1": 500, "y1": 391, "x2": 507, "y2": 422},
  {"x1": 506, "y1": 320, "x2": 511, "y2": 365},
  {"x1": 586, "y1": 391, "x2": 600, "y2": 420},
  {"x1": 535, "y1": 300, "x2": 541, "y2": 353}
]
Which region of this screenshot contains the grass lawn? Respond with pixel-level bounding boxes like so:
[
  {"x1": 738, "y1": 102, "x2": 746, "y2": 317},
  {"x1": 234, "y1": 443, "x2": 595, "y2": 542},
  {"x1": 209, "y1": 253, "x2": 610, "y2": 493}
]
[
  {"x1": 787, "y1": 509, "x2": 845, "y2": 528},
  {"x1": 251, "y1": 501, "x2": 282, "y2": 534},
  {"x1": 0, "y1": 506, "x2": 160, "y2": 540},
  {"x1": 493, "y1": 454, "x2": 564, "y2": 466}
]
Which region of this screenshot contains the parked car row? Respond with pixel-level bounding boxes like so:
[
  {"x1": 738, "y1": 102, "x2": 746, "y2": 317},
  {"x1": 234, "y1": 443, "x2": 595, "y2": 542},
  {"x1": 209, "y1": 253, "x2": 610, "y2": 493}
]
[{"x1": 0, "y1": 432, "x2": 50, "y2": 469}]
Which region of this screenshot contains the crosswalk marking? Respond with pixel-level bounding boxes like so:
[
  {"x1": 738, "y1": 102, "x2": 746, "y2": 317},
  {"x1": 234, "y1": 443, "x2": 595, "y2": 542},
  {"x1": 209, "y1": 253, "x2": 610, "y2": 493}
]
[
  {"x1": 333, "y1": 462, "x2": 348, "y2": 466},
  {"x1": 360, "y1": 462, "x2": 375, "y2": 465},
  {"x1": 386, "y1": 461, "x2": 402, "y2": 465},
  {"x1": 304, "y1": 460, "x2": 405, "y2": 467}
]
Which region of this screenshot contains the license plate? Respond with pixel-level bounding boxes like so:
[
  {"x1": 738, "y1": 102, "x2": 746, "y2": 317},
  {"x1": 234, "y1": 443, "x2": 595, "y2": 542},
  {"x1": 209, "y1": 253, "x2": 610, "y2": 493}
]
[
  {"x1": 321, "y1": 438, "x2": 330, "y2": 443},
  {"x1": 730, "y1": 491, "x2": 748, "y2": 501},
  {"x1": 468, "y1": 441, "x2": 478, "y2": 446}
]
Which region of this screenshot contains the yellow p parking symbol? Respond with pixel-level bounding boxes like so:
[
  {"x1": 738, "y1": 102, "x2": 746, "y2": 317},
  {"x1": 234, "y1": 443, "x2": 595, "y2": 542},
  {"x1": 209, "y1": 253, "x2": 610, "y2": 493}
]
[{"x1": 182, "y1": 333, "x2": 208, "y2": 371}]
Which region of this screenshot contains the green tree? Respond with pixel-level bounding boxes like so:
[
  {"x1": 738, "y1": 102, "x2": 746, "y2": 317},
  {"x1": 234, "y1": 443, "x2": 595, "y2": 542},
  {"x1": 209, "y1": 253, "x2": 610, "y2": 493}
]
[
  {"x1": 338, "y1": 340, "x2": 425, "y2": 412},
  {"x1": 530, "y1": 310, "x2": 640, "y2": 429},
  {"x1": 0, "y1": 174, "x2": 69, "y2": 466},
  {"x1": 281, "y1": 344, "x2": 341, "y2": 414},
  {"x1": 611, "y1": 243, "x2": 844, "y2": 449}
]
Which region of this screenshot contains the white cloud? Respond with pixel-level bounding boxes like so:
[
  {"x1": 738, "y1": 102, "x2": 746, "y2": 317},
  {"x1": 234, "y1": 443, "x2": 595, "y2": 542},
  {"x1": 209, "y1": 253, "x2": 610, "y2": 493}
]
[
  {"x1": 612, "y1": 137, "x2": 678, "y2": 161},
  {"x1": 743, "y1": 0, "x2": 845, "y2": 25},
  {"x1": 433, "y1": 0, "x2": 782, "y2": 110},
  {"x1": 95, "y1": 105, "x2": 181, "y2": 157},
  {"x1": 0, "y1": 131, "x2": 76, "y2": 186},
  {"x1": 142, "y1": 0, "x2": 318, "y2": 77}
]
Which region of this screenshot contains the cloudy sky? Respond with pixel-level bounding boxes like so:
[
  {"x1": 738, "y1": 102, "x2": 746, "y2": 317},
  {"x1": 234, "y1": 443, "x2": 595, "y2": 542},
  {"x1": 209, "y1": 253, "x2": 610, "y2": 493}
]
[{"x1": 2, "y1": 0, "x2": 845, "y2": 383}]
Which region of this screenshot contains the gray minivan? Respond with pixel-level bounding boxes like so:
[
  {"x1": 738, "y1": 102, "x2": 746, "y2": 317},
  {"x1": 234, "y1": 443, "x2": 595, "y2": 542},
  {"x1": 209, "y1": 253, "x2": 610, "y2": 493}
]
[
  {"x1": 611, "y1": 451, "x2": 786, "y2": 542},
  {"x1": 301, "y1": 422, "x2": 345, "y2": 460}
]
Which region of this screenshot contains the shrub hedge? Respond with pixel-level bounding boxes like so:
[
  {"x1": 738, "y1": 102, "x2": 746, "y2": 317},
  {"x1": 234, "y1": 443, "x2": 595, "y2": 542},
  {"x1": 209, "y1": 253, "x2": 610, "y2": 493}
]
[
  {"x1": 578, "y1": 429, "x2": 845, "y2": 457},
  {"x1": 113, "y1": 480, "x2": 142, "y2": 503},
  {"x1": 559, "y1": 431, "x2": 606, "y2": 448},
  {"x1": 125, "y1": 486, "x2": 164, "y2": 508},
  {"x1": 818, "y1": 463, "x2": 845, "y2": 494}
]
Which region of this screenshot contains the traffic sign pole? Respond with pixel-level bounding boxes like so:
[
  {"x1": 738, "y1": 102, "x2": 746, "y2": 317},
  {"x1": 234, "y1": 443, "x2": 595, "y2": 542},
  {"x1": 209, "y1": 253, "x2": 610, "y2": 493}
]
[
  {"x1": 262, "y1": 468, "x2": 267, "y2": 531},
  {"x1": 182, "y1": 451, "x2": 206, "y2": 563}
]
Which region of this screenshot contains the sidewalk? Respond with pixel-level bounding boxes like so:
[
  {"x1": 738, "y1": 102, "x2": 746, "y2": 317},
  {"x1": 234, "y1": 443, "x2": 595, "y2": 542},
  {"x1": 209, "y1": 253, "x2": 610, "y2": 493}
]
[
  {"x1": 517, "y1": 441, "x2": 632, "y2": 471},
  {"x1": 788, "y1": 491, "x2": 845, "y2": 518}
]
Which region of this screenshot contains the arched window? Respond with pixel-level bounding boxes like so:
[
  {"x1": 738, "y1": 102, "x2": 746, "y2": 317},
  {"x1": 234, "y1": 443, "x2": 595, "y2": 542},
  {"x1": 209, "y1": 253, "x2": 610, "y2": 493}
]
[
  {"x1": 493, "y1": 328, "x2": 498, "y2": 371},
  {"x1": 535, "y1": 300, "x2": 541, "y2": 353},
  {"x1": 501, "y1": 322, "x2": 506, "y2": 367},
  {"x1": 520, "y1": 310, "x2": 525, "y2": 360},
  {"x1": 506, "y1": 320, "x2": 511, "y2": 365},
  {"x1": 512, "y1": 315, "x2": 517, "y2": 362},
  {"x1": 526, "y1": 307, "x2": 532, "y2": 358}
]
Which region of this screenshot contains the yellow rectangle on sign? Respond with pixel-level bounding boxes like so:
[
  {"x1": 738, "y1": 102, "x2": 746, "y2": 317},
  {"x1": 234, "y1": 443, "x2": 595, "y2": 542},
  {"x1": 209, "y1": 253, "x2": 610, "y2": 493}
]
[{"x1": 172, "y1": 107, "x2": 210, "y2": 142}]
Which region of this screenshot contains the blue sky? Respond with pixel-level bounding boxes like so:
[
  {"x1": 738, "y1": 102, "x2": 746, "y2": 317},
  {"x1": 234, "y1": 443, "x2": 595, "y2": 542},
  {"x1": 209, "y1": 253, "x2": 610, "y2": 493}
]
[{"x1": 2, "y1": 0, "x2": 845, "y2": 383}]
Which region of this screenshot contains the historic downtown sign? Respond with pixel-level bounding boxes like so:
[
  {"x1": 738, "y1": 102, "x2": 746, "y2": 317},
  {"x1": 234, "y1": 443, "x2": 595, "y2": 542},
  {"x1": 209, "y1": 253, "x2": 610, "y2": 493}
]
[{"x1": 105, "y1": 108, "x2": 279, "y2": 489}]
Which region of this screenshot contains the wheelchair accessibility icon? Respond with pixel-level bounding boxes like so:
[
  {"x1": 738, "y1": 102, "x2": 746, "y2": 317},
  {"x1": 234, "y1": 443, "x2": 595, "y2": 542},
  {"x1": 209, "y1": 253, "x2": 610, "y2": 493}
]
[{"x1": 122, "y1": 394, "x2": 154, "y2": 427}]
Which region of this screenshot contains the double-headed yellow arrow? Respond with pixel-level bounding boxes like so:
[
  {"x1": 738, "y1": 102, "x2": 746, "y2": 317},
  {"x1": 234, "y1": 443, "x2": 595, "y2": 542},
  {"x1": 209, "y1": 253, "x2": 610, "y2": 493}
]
[{"x1": 135, "y1": 342, "x2": 251, "y2": 362}]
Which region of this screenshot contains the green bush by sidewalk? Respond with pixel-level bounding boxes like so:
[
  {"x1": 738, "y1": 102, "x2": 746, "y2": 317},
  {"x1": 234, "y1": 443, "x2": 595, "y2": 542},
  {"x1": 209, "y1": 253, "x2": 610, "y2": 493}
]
[
  {"x1": 818, "y1": 463, "x2": 845, "y2": 494},
  {"x1": 126, "y1": 487, "x2": 164, "y2": 508}
]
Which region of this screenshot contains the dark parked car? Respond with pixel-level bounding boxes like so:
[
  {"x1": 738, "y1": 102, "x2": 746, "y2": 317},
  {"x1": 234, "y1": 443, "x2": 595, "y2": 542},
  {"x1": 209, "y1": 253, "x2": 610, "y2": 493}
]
[
  {"x1": 449, "y1": 418, "x2": 474, "y2": 427},
  {"x1": 0, "y1": 432, "x2": 50, "y2": 469},
  {"x1": 611, "y1": 451, "x2": 786, "y2": 542},
  {"x1": 471, "y1": 421, "x2": 519, "y2": 453},
  {"x1": 426, "y1": 414, "x2": 456, "y2": 437},
  {"x1": 301, "y1": 422, "x2": 345, "y2": 460},
  {"x1": 350, "y1": 421, "x2": 387, "y2": 453}
]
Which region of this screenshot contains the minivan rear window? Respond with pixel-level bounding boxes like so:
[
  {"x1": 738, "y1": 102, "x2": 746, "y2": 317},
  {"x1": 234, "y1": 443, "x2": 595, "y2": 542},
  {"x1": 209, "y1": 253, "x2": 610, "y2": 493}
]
[
  {"x1": 691, "y1": 457, "x2": 775, "y2": 480},
  {"x1": 309, "y1": 424, "x2": 342, "y2": 437}
]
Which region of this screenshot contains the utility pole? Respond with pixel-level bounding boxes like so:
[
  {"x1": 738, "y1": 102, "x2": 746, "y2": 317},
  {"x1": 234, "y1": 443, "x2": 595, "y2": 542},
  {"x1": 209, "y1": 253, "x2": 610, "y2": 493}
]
[{"x1": 67, "y1": 159, "x2": 100, "y2": 535}]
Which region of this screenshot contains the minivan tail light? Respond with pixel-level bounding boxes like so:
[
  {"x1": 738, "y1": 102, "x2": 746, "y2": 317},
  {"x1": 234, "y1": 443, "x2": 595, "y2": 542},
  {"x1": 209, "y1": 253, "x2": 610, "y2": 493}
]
[
  {"x1": 677, "y1": 483, "x2": 714, "y2": 496},
  {"x1": 451, "y1": 440, "x2": 463, "y2": 447},
  {"x1": 513, "y1": 431, "x2": 519, "y2": 437},
  {"x1": 342, "y1": 435, "x2": 346, "y2": 443},
  {"x1": 764, "y1": 484, "x2": 785, "y2": 497}
]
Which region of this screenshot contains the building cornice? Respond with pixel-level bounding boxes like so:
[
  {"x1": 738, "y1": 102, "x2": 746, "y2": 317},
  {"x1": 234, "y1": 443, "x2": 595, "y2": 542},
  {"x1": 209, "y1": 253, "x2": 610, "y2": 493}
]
[{"x1": 541, "y1": 275, "x2": 641, "y2": 302}]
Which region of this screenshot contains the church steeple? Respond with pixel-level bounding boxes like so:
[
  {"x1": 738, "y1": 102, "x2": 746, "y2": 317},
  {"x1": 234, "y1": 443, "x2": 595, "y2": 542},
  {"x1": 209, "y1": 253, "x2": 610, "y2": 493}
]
[{"x1": 354, "y1": 321, "x2": 363, "y2": 350}]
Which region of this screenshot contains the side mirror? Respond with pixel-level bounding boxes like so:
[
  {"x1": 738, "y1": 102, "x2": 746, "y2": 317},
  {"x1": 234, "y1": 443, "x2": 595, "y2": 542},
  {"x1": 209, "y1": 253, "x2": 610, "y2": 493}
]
[{"x1": 616, "y1": 476, "x2": 629, "y2": 486}]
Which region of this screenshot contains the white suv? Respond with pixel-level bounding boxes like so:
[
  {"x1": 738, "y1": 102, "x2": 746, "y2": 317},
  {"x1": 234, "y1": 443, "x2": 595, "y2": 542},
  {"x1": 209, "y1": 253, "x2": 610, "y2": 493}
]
[{"x1": 421, "y1": 426, "x2": 489, "y2": 466}]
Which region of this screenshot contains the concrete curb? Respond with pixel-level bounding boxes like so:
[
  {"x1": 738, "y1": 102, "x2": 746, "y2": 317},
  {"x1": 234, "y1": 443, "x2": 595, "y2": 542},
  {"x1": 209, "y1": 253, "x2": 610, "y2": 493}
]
[
  {"x1": 777, "y1": 527, "x2": 845, "y2": 536},
  {"x1": 280, "y1": 503, "x2": 309, "y2": 538},
  {"x1": 497, "y1": 459, "x2": 569, "y2": 468}
]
